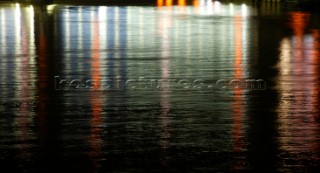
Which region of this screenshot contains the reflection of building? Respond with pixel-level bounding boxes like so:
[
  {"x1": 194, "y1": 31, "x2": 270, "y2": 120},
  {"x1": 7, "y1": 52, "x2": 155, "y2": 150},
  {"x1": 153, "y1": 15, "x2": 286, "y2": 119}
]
[
  {"x1": 278, "y1": 12, "x2": 320, "y2": 167},
  {"x1": 55, "y1": 0, "x2": 257, "y2": 163},
  {"x1": 0, "y1": 3, "x2": 37, "y2": 161},
  {"x1": 0, "y1": 2, "x2": 265, "y2": 170}
]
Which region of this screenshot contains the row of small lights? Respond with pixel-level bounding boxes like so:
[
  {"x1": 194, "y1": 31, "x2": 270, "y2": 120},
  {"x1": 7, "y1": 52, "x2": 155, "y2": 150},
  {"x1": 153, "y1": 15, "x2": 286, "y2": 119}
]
[{"x1": 13, "y1": 1, "x2": 247, "y2": 16}]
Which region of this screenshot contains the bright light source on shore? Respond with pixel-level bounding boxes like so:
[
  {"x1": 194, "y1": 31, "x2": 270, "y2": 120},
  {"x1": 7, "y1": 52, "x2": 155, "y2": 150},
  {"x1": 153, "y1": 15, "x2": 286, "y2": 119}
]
[
  {"x1": 47, "y1": 4, "x2": 56, "y2": 14},
  {"x1": 241, "y1": 4, "x2": 247, "y2": 17},
  {"x1": 229, "y1": 3, "x2": 234, "y2": 16},
  {"x1": 214, "y1": 1, "x2": 221, "y2": 13}
]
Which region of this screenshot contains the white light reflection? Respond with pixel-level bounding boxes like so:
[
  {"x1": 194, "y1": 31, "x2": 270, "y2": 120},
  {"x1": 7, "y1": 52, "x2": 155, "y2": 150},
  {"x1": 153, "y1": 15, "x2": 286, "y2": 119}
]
[
  {"x1": 158, "y1": 5, "x2": 172, "y2": 165},
  {"x1": 241, "y1": 4, "x2": 248, "y2": 17},
  {"x1": 98, "y1": 6, "x2": 107, "y2": 78},
  {"x1": 28, "y1": 5, "x2": 37, "y2": 103},
  {"x1": 213, "y1": 1, "x2": 221, "y2": 14},
  {"x1": 15, "y1": 3, "x2": 21, "y2": 57},
  {"x1": 0, "y1": 9, "x2": 6, "y2": 56},
  {"x1": 29, "y1": 6, "x2": 36, "y2": 65},
  {"x1": 199, "y1": 0, "x2": 205, "y2": 15},
  {"x1": 64, "y1": 7, "x2": 70, "y2": 72},
  {"x1": 279, "y1": 38, "x2": 292, "y2": 75},
  {"x1": 206, "y1": 0, "x2": 213, "y2": 15},
  {"x1": 229, "y1": 3, "x2": 234, "y2": 16},
  {"x1": 0, "y1": 8, "x2": 6, "y2": 98},
  {"x1": 195, "y1": 1, "x2": 250, "y2": 16},
  {"x1": 77, "y1": 7, "x2": 83, "y2": 72},
  {"x1": 14, "y1": 3, "x2": 21, "y2": 94}
]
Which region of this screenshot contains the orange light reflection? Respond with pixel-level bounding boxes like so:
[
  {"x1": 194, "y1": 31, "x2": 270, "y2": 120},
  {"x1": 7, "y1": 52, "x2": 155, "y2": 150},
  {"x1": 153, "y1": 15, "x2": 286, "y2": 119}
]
[
  {"x1": 89, "y1": 10, "x2": 102, "y2": 172},
  {"x1": 232, "y1": 15, "x2": 244, "y2": 169},
  {"x1": 157, "y1": 0, "x2": 164, "y2": 9}
]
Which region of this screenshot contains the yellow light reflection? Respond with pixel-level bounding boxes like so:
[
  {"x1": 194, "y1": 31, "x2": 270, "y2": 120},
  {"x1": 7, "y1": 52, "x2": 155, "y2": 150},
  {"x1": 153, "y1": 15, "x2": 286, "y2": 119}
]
[
  {"x1": 46, "y1": 4, "x2": 56, "y2": 14},
  {"x1": 178, "y1": 0, "x2": 186, "y2": 13},
  {"x1": 166, "y1": 0, "x2": 173, "y2": 6},
  {"x1": 178, "y1": 0, "x2": 186, "y2": 6},
  {"x1": 279, "y1": 38, "x2": 291, "y2": 75}
]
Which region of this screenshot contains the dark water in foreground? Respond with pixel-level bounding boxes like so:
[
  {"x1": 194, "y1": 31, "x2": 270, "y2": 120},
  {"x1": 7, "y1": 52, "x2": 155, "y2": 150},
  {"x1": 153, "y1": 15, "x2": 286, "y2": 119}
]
[{"x1": 0, "y1": 1, "x2": 320, "y2": 172}]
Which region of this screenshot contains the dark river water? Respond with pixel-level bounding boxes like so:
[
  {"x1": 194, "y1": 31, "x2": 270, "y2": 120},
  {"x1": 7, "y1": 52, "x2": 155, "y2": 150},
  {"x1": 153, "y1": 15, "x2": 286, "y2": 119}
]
[{"x1": 0, "y1": 0, "x2": 320, "y2": 172}]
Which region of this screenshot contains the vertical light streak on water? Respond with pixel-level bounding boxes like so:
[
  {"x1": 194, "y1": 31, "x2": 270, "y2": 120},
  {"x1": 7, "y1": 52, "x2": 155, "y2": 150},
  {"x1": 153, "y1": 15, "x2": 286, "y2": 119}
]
[
  {"x1": 0, "y1": 8, "x2": 7, "y2": 99},
  {"x1": 219, "y1": 4, "x2": 226, "y2": 63},
  {"x1": 186, "y1": 3, "x2": 191, "y2": 75},
  {"x1": 29, "y1": 6, "x2": 36, "y2": 70},
  {"x1": 70, "y1": 8, "x2": 78, "y2": 75},
  {"x1": 77, "y1": 7, "x2": 83, "y2": 73},
  {"x1": 126, "y1": 7, "x2": 132, "y2": 53},
  {"x1": 15, "y1": 6, "x2": 35, "y2": 161},
  {"x1": 13, "y1": 5, "x2": 23, "y2": 154},
  {"x1": 118, "y1": 6, "x2": 127, "y2": 89},
  {"x1": 0, "y1": 9, "x2": 5, "y2": 56},
  {"x1": 199, "y1": 3, "x2": 204, "y2": 73},
  {"x1": 64, "y1": 7, "x2": 70, "y2": 73},
  {"x1": 278, "y1": 38, "x2": 292, "y2": 149},
  {"x1": 158, "y1": 4, "x2": 172, "y2": 166},
  {"x1": 89, "y1": 8, "x2": 102, "y2": 172},
  {"x1": 28, "y1": 5, "x2": 36, "y2": 124},
  {"x1": 311, "y1": 30, "x2": 320, "y2": 117},
  {"x1": 138, "y1": 7, "x2": 144, "y2": 76},
  {"x1": 114, "y1": 7, "x2": 120, "y2": 89},
  {"x1": 15, "y1": 3, "x2": 21, "y2": 56},
  {"x1": 107, "y1": 7, "x2": 115, "y2": 88},
  {"x1": 104, "y1": 6, "x2": 110, "y2": 79},
  {"x1": 98, "y1": 6, "x2": 108, "y2": 81},
  {"x1": 138, "y1": 7, "x2": 143, "y2": 52},
  {"x1": 232, "y1": 14, "x2": 245, "y2": 170},
  {"x1": 14, "y1": 3, "x2": 21, "y2": 93},
  {"x1": 36, "y1": 4, "x2": 49, "y2": 161},
  {"x1": 241, "y1": 4, "x2": 248, "y2": 78},
  {"x1": 138, "y1": 7, "x2": 144, "y2": 75}
]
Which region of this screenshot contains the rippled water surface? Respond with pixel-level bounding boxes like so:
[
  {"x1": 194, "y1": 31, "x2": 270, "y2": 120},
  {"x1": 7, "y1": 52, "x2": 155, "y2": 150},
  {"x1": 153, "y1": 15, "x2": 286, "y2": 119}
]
[{"x1": 0, "y1": 1, "x2": 320, "y2": 172}]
